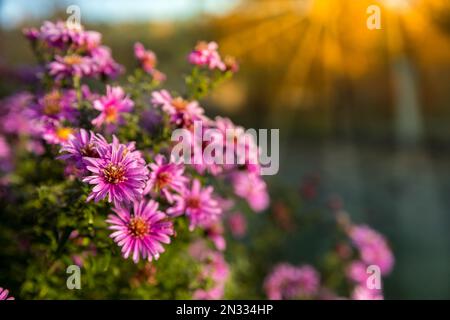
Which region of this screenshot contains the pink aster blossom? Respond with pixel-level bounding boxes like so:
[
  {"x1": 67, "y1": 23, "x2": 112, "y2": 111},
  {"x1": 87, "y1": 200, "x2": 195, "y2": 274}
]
[
  {"x1": 41, "y1": 120, "x2": 74, "y2": 145},
  {"x1": 151, "y1": 90, "x2": 206, "y2": 128},
  {"x1": 89, "y1": 46, "x2": 123, "y2": 79},
  {"x1": 190, "y1": 241, "x2": 229, "y2": 300},
  {"x1": 92, "y1": 85, "x2": 134, "y2": 130},
  {"x1": 32, "y1": 89, "x2": 78, "y2": 122},
  {"x1": 264, "y1": 264, "x2": 320, "y2": 300},
  {"x1": 82, "y1": 138, "x2": 148, "y2": 207},
  {"x1": 352, "y1": 285, "x2": 383, "y2": 300},
  {"x1": 0, "y1": 287, "x2": 14, "y2": 300},
  {"x1": 59, "y1": 129, "x2": 107, "y2": 170},
  {"x1": 134, "y1": 42, "x2": 166, "y2": 81},
  {"x1": 188, "y1": 41, "x2": 226, "y2": 71},
  {"x1": 346, "y1": 260, "x2": 369, "y2": 284},
  {"x1": 231, "y1": 172, "x2": 269, "y2": 212},
  {"x1": 227, "y1": 212, "x2": 247, "y2": 238},
  {"x1": 167, "y1": 179, "x2": 222, "y2": 230},
  {"x1": 48, "y1": 54, "x2": 92, "y2": 80},
  {"x1": 349, "y1": 225, "x2": 394, "y2": 275},
  {"x1": 143, "y1": 154, "x2": 187, "y2": 203},
  {"x1": 106, "y1": 199, "x2": 174, "y2": 263}
]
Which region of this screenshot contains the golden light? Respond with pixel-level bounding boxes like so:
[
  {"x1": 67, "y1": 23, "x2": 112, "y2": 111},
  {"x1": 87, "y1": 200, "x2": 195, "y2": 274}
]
[{"x1": 211, "y1": 0, "x2": 450, "y2": 112}]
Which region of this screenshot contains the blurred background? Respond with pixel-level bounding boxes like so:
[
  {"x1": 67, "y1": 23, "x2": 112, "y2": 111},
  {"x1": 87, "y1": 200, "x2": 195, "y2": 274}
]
[{"x1": 1, "y1": 0, "x2": 449, "y2": 299}]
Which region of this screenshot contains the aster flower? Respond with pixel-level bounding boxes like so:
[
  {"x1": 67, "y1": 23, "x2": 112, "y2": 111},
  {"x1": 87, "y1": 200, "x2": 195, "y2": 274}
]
[
  {"x1": 231, "y1": 172, "x2": 269, "y2": 212},
  {"x1": 227, "y1": 212, "x2": 247, "y2": 238},
  {"x1": 106, "y1": 199, "x2": 174, "y2": 263},
  {"x1": 89, "y1": 46, "x2": 123, "y2": 79},
  {"x1": 151, "y1": 90, "x2": 206, "y2": 128},
  {"x1": 264, "y1": 264, "x2": 320, "y2": 300},
  {"x1": 349, "y1": 225, "x2": 394, "y2": 275},
  {"x1": 189, "y1": 241, "x2": 229, "y2": 300},
  {"x1": 92, "y1": 85, "x2": 134, "y2": 130},
  {"x1": 188, "y1": 41, "x2": 225, "y2": 71},
  {"x1": 351, "y1": 285, "x2": 383, "y2": 300},
  {"x1": 32, "y1": 89, "x2": 78, "y2": 122},
  {"x1": 167, "y1": 179, "x2": 222, "y2": 230},
  {"x1": 48, "y1": 54, "x2": 92, "y2": 80},
  {"x1": 58, "y1": 129, "x2": 107, "y2": 170},
  {"x1": 0, "y1": 287, "x2": 14, "y2": 300},
  {"x1": 82, "y1": 138, "x2": 148, "y2": 207},
  {"x1": 134, "y1": 42, "x2": 166, "y2": 81},
  {"x1": 41, "y1": 119, "x2": 74, "y2": 145},
  {"x1": 143, "y1": 154, "x2": 187, "y2": 203}
]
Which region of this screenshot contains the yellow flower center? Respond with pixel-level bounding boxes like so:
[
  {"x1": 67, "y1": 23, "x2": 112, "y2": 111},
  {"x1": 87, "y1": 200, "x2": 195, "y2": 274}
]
[
  {"x1": 56, "y1": 127, "x2": 73, "y2": 141},
  {"x1": 128, "y1": 217, "x2": 149, "y2": 239},
  {"x1": 105, "y1": 106, "x2": 118, "y2": 123},
  {"x1": 171, "y1": 98, "x2": 188, "y2": 111},
  {"x1": 64, "y1": 54, "x2": 83, "y2": 66},
  {"x1": 103, "y1": 163, "x2": 126, "y2": 184}
]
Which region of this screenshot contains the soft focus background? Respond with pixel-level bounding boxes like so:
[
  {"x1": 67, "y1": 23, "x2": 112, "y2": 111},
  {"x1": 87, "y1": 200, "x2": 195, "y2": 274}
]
[{"x1": 1, "y1": 0, "x2": 450, "y2": 299}]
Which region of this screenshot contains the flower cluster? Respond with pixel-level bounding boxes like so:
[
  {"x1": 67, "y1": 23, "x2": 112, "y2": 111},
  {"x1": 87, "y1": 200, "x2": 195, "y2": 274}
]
[
  {"x1": 264, "y1": 264, "x2": 320, "y2": 300},
  {"x1": 24, "y1": 21, "x2": 122, "y2": 81},
  {"x1": 345, "y1": 224, "x2": 394, "y2": 300},
  {"x1": 0, "y1": 20, "x2": 270, "y2": 290},
  {"x1": 189, "y1": 240, "x2": 229, "y2": 299}
]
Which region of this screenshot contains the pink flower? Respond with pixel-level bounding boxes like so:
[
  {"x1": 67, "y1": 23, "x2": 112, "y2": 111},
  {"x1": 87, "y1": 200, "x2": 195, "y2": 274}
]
[
  {"x1": 106, "y1": 199, "x2": 174, "y2": 263},
  {"x1": 134, "y1": 42, "x2": 165, "y2": 81},
  {"x1": 352, "y1": 285, "x2": 383, "y2": 300},
  {"x1": 228, "y1": 212, "x2": 247, "y2": 238},
  {"x1": 346, "y1": 260, "x2": 369, "y2": 284},
  {"x1": 188, "y1": 41, "x2": 225, "y2": 71},
  {"x1": 41, "y1": 120, "x2": 74, "y2": 145},
  {"x1": 32, "y1": 89, "x2": 78, "y2": 122},
  {"x1": 151, "y1": 90, "x2": 206, "y2": 128},
  {"x1": 143, "y1": 154, "x2": 187, "y2": 203},
  {"x1": 59, "y1": 129, "x2": 107, "y2": 170},
  {"x1": 190, "y1": 241, "x2": 229, "y2": 300},
  {"x1": 48, "y1": 54, "x2": 92, "y2": 80},
  {"x1": 264, "y1": 264, "x2": 320, "y2": 300},
  {"x1": 92, "y1": 85, "x2": 134, "y2": 129},
  {"x1": 0, "y1": 287, "x2": 14, "y2": 300},
  {"x1": 232, "y1": 172, "x2": 269, "y2": 212},
  {"x1": 349, "y1": 225, "x2": 394, "y2": 275},
  {"x1": 168, "y1": 179, "x2": 222, "y2": 230},
  {"x1": 82, "y1": 138, "x2": 148, "y2": 207},
  {"x1": 89, "y1": 46, "x2": 123, "y2": 79}
]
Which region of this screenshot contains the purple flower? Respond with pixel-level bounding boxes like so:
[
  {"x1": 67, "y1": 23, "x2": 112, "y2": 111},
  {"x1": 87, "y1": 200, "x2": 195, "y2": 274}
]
[
  {"x1": 48, "y1": 54, "x2": 92, "y2": 80},
  {"x1": 106, "y1": 199, "x2": 174, "y2": 263},
  {"x1": 349, "y1": 225, "x2": 394, "y2": 275},
  {"x1": 82, "y1": 137, "x2": 149, "y2": 207},
  {"x1": 0, "y1": 287, "x2": 14, "y2": 300},
  {"x1": 59, "y1": 129, "x2": 107, "y2": 170},
  {"x1": 143, "y1": 154, "x2": 187, "y2": 203},
  {"x1": 41, "y1": 119, "x2": 74, "y2": 145},
  {"x1": 32, "y1": 89, "x2": 78, "y2": 122},
  {"x1": 89, "y1": 46, "x2": 124, "y2": 79},
  {"x1": 264, "y1": 264, "x2": 320, "y2": 300},
  {"x1": 92, "y1": 85, "x2": 134, "y2": 130},
  {"x1": 168, "y1": 179, "x2": 222, "y2": 230},
  {"x1": 188, "y1": 41, "x2": 225, "y2": 71}
]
